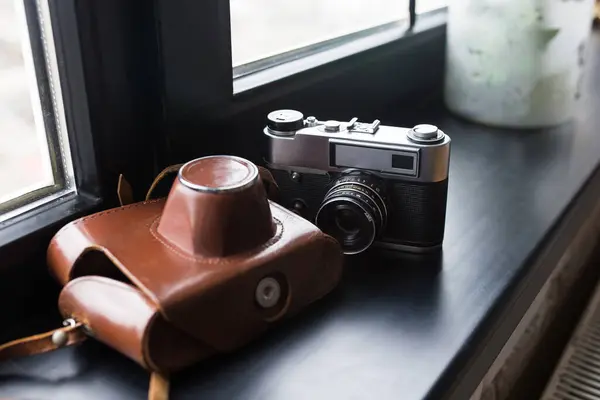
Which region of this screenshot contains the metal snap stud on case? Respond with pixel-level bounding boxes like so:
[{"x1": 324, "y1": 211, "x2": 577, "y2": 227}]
[{"x1": 255, "y1": 277, "x2": 281, "y2": 309}]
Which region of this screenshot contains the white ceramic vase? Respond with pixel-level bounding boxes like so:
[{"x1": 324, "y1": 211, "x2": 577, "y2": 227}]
[{"x1": 444, "y1": 0, "x2": 595, "y2": 128}]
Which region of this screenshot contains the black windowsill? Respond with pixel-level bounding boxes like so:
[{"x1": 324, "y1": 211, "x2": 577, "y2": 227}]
[
  {"x1": 0, "y1": 193, "x2": 101, "y2": 267},
  {"x1": 2, "y1": 31, "x2": 600, "y2": 400}
]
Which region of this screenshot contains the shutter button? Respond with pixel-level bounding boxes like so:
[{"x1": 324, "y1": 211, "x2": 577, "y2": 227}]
[
  {"x1": 324, "y1": 120, "x2": 341, "y2": 132},
  {"x1": 408, "y1": 124, "x2": 442, "y2": 143}
]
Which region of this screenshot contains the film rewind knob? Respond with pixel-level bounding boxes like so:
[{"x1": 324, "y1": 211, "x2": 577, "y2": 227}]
[{"x1": 267, "y1": 110, "x2": 304, "y2": 133}]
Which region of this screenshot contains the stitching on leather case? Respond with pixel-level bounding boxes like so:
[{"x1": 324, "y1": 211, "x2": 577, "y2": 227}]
[
  {"x1": 78, "y1": 199, "x2": 163, "y2": 223},
  {"x1": 59, "y1": 277, "x2": 134, "y2": 331},
  {"x1": 66, "y1": 275, "x2": 144, "y2": 294},
  {"x1": 61, "y1": 276, "x2": 159, "y2": 370},
  {"x1": 148, "y1": 216, "x2": 285, "y2": 264},
  {"x1": 68, "y1": 246, "x2": 164, "y2": 310},
  {"x1": 53, "y1": 199, "x2": 164, "y2": 240}
]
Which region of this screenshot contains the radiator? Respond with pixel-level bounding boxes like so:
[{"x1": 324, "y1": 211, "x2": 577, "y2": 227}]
[{"x1": 541, "y1": 277, "x2": 600, "y2": 400}]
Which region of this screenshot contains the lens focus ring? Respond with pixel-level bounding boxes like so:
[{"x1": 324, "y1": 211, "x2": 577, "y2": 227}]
[
  {"x1": 325, "y1": 188, "x2": 384, "y2": 232},
  {"x1": 316, "y1": 173, "x2": 387, "y2": 255}
]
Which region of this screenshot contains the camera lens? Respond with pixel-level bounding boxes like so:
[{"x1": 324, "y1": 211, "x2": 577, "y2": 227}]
[
  {"x1": 316, "y1": 172, "x2": 387, "y2": 255},
  {"x1": 335, "y1": 208, "x2": 361, "y2": 235}
]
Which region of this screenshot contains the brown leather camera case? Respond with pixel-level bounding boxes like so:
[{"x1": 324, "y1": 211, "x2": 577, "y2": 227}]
[{"x1": 46, "y1": 156, "x2": 344, "y2": 374}]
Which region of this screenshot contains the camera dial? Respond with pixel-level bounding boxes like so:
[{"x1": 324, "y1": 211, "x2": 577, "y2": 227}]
[
  {"x1": 315, "y1": 171, "x2": 388, "y2": 255},
  {"x1": 324, "y1": 120, "x2": 341, "y2": 132},
  {"x1": 267, "y1": 110, "x2": 305, "y2": 135},
  {"x1": 407, "y1": 124, "x2": 444, "y2": 144}
]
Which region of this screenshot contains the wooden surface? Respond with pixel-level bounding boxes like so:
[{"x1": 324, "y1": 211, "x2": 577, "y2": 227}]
[{"x1": 1, "y1": 30, "x2": 600, "y2": 400}]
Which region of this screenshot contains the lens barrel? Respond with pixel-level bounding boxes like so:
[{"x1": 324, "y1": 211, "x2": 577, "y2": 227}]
[{"x1": 316, "y1": 172, "x2": 387, "y2": 254}]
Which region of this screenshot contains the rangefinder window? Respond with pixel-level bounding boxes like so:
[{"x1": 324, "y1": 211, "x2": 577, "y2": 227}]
[
  {"x1": 391, "y1": 154, "x2": 415, "y2": 170},
  {"x1": 332, "y1": 144, "x2": 418, "y2": 177}
]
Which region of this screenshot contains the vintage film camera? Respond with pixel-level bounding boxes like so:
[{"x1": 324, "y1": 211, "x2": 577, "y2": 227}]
[{"x1": 264, "y1": 109, "x2": 451, "y2": 255}]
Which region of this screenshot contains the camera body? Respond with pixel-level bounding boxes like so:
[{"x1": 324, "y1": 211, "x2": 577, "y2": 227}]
[{"x1": 264, "y1": 109, "x2": 451, "y2": 254}]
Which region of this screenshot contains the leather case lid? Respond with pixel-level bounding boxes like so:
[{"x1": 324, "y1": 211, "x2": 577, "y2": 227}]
[
  {"x1": 59, "y1": 276, "x2": 214, "y2": 372},
  {"x1": 48, "y1": 199, "x2": 343, "y2": 352}
]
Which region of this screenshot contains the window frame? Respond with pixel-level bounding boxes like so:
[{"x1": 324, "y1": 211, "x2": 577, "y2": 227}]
[
  {"x1": 155, "y1": 0, "x2": 447, "y2": 165},
  {"x1": 0, "y1": 0, "x2": 72, "y2": 217},
  {"x1": 155, "y1": 0, "x2": 446, "y2": 119},
  {"x1": 0, "y1": 0, "x2": 101, "y2": 265},
  {"x1": 0, "y1": 0, "x2": 161, "y2": 269},
  {"x1": 0, "y1": 0, "x2": 447, "y2": 269}
]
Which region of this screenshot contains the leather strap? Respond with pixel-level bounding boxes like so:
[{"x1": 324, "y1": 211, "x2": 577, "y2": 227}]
[
  {"x1": 257, "y1": 166, "x2": 279, "y2": 201},
  {"x1": 117, "y1": 174, "x2": 135, "y2": 206},
  {"x1": 146, "y1": 164, "x2": 184, "y2": 201},
  {"x1": 126, "y1": 163, "x2": 277, "y2": 204},
  {"x1": 0, "y1": 322, "x2": 171, "y2": 399},
  {"x1": 117, "y1": 164, "x2": 184, "y2": 206},
  {"x1": 147, "y1": 164, "x2": 279, "y2": 201},
  {"x1": 0, "y1": 321, "x2": 87, "y2": 362},
  {"x1": 149, "y1": 372, "x2": 170, "y2": 400}
]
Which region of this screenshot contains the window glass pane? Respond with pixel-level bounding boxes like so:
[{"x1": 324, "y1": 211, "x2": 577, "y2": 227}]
[
  {"x1": 230, "y1": 0, "x2": 410, "y2": 67},
  {"x1": 417, "y1": 0, "x2": 447, "y2": 14},
  {"x1": 0, "y1": 0, "x2": 73, "y2": 214}
]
